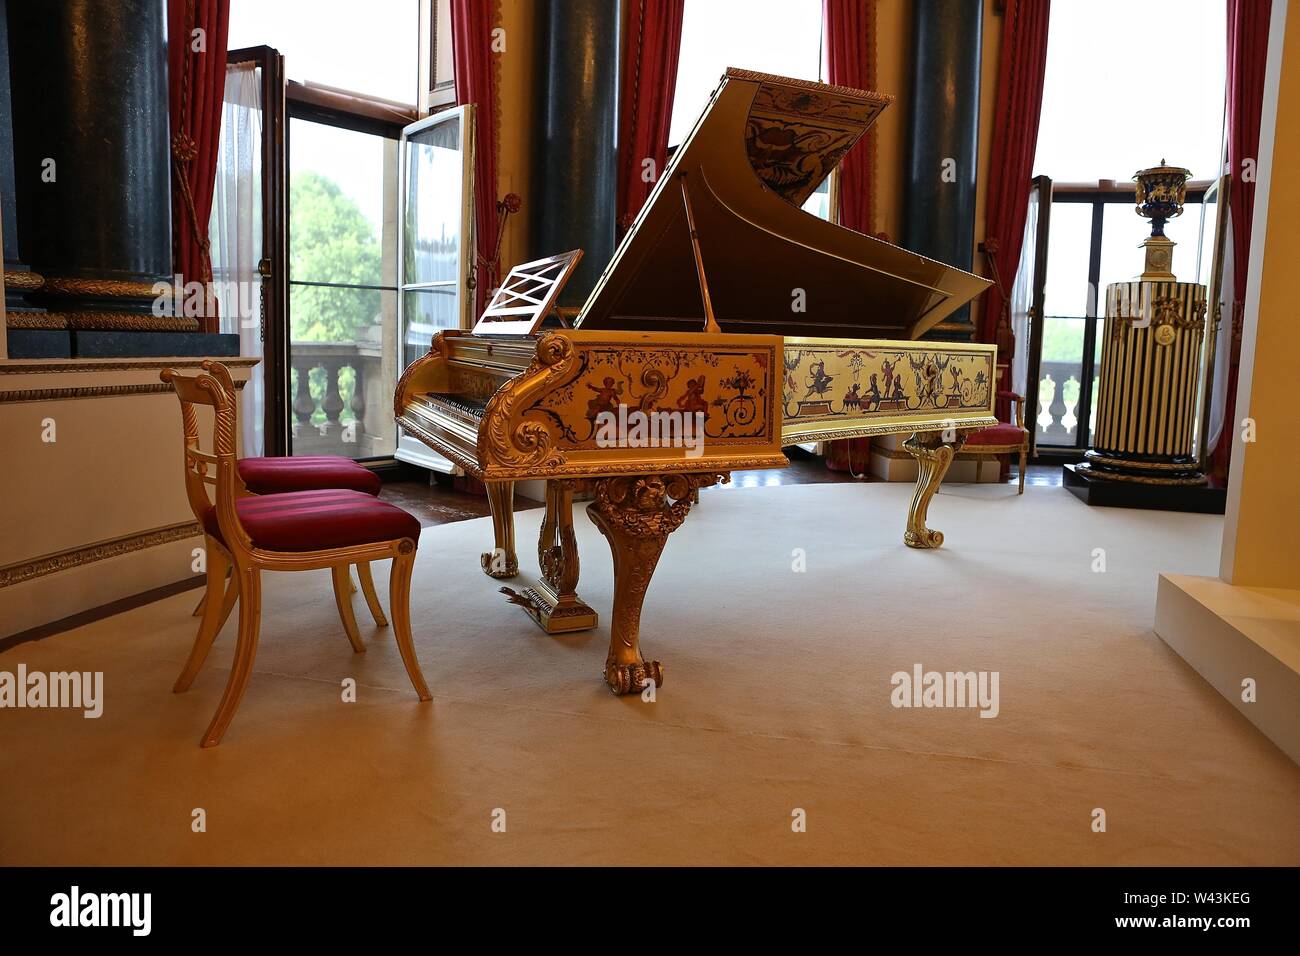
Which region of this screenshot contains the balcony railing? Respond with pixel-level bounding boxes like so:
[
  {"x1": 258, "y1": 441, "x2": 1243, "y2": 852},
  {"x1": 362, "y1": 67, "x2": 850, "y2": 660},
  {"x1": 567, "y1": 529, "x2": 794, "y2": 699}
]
[
  {"x1": 1036, "y1": 360, "x2": 1099, "y2": 448},
  {"x1": 290, "y1": 332, "x2": 395, "y2": 458}
]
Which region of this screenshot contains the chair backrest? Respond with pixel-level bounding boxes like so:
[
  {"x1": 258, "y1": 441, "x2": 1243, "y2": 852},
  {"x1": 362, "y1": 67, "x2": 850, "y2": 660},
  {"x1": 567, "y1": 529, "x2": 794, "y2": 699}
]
[{"x1": 160, "y1": 366, "x2": 251, "y2": 552}]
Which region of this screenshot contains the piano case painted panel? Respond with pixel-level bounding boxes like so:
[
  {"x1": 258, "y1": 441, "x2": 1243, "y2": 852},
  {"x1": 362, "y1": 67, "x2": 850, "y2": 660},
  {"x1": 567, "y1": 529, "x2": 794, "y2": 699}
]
[{"x1": 781, "y1": 337, "x2": 998, "y2": 445}]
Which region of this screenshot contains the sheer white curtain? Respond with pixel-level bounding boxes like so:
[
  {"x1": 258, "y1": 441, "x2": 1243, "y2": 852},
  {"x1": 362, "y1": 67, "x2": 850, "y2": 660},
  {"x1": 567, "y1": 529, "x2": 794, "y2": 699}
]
[
  {"x1": 1205, "y1": 228, "x2": 1235, "y2": 457},
  {"x1": 1009, "y1": 195, "x2": 1039, "y2": 403},
  {"x1": 209, "y1": 61, "x2": 264, "y2": 456}
]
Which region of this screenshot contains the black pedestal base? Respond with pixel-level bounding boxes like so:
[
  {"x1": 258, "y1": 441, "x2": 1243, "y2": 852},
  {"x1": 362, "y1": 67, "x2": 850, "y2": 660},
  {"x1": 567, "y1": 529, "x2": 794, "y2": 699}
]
[
  {"x1": 6, "y1": 330, "x2": 240, "y2": 359},
  {"x1": 1063, "y1": 464, "x2": 1226, "y2": 514}
]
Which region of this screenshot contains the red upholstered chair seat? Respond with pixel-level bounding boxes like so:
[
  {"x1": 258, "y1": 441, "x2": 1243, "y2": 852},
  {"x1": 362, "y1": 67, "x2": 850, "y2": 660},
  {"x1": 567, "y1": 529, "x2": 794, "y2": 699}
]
[
  {"x1": 237, "y1": 456, "x2": 381, "y2": 496},
  {"x1": 204, "y1": 489, "x2": 420, "y2": 552},
  {"x1": 964, "y1": 422, "x2": 1026, "y2": 447}
]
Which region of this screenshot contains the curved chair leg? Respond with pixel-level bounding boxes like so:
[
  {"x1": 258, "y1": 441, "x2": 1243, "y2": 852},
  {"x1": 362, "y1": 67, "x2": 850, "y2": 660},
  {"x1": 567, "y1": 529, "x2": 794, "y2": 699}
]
[
  {"x1": 356, "y1": 561, "x2": 388, "y2": 627},
  {"x1": 389, "y1": 548, "x2": 431, "y2": 700},
  {"x1": 175, "y1": 538, "x2": 238, "y2": 693},
  {"x1": 331, "y1": 566, "x2": 366, "y2": 653},
  {"x1": 1019, "y1": 445, "x2": 1027, "y2": 494},
  {"x1": 192, "y1": 592, "x2": 206, "y2": 617},
  {"x1": 200, "y1": 565, "x2": 262, "y2": 748}
]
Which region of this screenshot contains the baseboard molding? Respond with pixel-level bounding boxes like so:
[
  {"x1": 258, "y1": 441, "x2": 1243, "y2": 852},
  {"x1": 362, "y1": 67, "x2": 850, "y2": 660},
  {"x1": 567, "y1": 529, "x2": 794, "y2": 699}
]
[{"x1": 0, "y1": 573, "x2": 204, "y2": 651}]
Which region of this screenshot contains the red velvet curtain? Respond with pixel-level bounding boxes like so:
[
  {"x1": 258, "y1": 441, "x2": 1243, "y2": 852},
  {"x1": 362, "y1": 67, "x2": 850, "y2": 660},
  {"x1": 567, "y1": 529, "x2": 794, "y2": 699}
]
[
  {"x1": 824, "y1": 0, "x2": 878, "y2": 234},
  {"x1": 1213, "y1": 0, "x2": 1272, "y2": 483},
  {"x1": 451, "y1": 0, "x2": 500, "y2": 320},
  {"x1": 822, "y1": 0, "x2": 878, "y2": 473},
  {"x1": 168, "y1": 0, "x2": 230, "y2": 333},
  {"x1": 618, "y1": 0, "x2": 686, "y2": 233},
  {"x1": 978, "y1": 0, "x2": 1051, "y2": 422}
]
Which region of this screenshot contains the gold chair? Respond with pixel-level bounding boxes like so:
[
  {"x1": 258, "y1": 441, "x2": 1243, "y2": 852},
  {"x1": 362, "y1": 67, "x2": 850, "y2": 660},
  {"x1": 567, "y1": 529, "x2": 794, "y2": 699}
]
[
  {"x1": 955, "y1": 389, "x2": 1031, "y2": 494},
  {"x1": 161, "y1": 366, "x2": 431, "y2": 747},
  {"x1": 195, "y1": 361, "x2": 388, "y2": 633}
]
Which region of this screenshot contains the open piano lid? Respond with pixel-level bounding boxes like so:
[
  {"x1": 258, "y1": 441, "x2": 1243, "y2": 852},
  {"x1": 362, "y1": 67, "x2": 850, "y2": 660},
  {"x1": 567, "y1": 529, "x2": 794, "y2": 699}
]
[{"x1": 574, "y1": 68, "x2": 991, "y2": 340}]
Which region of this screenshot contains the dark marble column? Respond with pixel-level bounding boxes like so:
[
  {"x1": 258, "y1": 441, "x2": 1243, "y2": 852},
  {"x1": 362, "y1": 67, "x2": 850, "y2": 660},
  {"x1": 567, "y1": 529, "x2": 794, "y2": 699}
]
[
  {"x1": 5, "y1": 0, "x2": 235, "y2": 357},
  {"x1": 530, "y1": 0, "x2": 619, "y2": 310},
  {"x1": 901, "y1": 0, "x2": 983, "y2": 340}
]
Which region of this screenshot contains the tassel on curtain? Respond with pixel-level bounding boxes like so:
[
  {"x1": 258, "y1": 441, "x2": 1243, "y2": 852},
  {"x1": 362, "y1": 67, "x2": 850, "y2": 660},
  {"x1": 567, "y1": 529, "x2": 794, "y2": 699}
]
[
  {"x1": 617, "y1": 0, "x2": 686, "y2": 234},
  {"x1": 450, "y1": 0, "x2": 502, "y2": 320},
  {"x1": 977, "y1": 0, "x2": 1051, "y2": 427},
  {"x1": 822, "y1": 0, "x2": 879, "y2": 475},
  {"x1": 168, "y1": 0, "x2": 230, "y2": 334},
  {"x1": 1212, "y1": 0, "x2": 1273, "y2": 484}
]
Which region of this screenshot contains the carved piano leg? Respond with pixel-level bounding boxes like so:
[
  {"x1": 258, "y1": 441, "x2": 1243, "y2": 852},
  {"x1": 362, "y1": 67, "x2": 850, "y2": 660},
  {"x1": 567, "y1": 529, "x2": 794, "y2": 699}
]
[
  {"x1": 480, "y1": 480, "x2": 519, "y2": 579},
  {"x1": 585, "y1": 472, "x2": 724, "y2": 695},
  {"x1": 508, "y1": 479, "x2": 598, "y2": 633},
  {"x1": 902, "y1": 430, "x2": 967, "y2": 549}
]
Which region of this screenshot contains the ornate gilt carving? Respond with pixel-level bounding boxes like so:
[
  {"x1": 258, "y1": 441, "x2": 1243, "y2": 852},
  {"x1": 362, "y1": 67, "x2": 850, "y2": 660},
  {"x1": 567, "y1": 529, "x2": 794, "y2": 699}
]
[
  {"x1": 480, "y1": 480, "x2": 519, "y2": 579},
  {"x1": 478, "y1": 331, "x2": 580, "y2": 471},
  {"x1": 583, "y1": 471, "x2": 725, "y2": 695},
  {"x1": 902, "y1": 430, "x2": 967, "y2": 550},
  {"x1": 501, "y1": 479, "x2": 599, "y2": 633}
]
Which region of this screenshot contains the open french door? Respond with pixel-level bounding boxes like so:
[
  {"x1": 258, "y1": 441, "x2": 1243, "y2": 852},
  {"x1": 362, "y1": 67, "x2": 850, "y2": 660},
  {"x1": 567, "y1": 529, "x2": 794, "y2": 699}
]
[
  {"x1": 1016, "y1": 175, "x2": 1052, "y2": 457},
  {"x1": 394, "y1": 105, "x2": 477, "y2": 471}
]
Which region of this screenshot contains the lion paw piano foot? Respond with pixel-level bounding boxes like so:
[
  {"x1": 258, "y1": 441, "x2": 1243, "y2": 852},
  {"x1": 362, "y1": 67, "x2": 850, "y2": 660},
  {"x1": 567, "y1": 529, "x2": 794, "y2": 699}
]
[
  {"x1": 604, "y1": 658, "x2": 663, "y2": 696},
  {"x1": 481, "y1": 550, "x2": 519, "y2": 578}
]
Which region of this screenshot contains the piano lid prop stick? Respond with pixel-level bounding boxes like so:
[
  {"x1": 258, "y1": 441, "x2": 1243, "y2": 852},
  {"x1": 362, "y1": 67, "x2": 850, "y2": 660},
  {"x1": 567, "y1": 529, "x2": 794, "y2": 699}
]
[{"x1": 679, "y1": 173, "x2": 722, "y2": 334}]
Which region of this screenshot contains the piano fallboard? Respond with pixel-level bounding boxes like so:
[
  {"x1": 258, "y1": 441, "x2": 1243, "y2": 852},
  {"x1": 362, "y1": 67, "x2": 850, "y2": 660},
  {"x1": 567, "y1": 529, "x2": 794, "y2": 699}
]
[{"x1": 781, "y1": 337, "x2": 998, "y2": 445}]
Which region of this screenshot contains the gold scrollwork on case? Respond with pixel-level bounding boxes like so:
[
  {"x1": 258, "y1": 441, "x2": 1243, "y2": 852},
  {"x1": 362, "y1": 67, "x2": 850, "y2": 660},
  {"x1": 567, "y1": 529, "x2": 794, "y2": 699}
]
[
  {"x1": 393, "y1": 331, "x2": 449, "y2": 420},
  {"x1": 479, "y1": 331, "x2": 579, "y2": 471}
]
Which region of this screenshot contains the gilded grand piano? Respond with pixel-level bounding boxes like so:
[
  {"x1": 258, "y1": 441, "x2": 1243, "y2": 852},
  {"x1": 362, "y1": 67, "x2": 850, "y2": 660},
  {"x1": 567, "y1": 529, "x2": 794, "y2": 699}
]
[{"x1": 395, "y1": 69, "x2": 996, "y2": 695}]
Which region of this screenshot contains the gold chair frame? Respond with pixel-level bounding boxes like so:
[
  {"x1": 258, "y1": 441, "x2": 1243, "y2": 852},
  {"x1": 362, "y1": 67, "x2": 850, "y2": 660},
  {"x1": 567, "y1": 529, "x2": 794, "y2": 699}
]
[
  {"x1": 162, "y1": 366, "x2": 431, "y2": 747},
  {"x1": 190, "y1": 361, "x2": 389, "y2": 631},
  {"x1": 954, "y1": 391, "x2": 1030, "y2": 494}
]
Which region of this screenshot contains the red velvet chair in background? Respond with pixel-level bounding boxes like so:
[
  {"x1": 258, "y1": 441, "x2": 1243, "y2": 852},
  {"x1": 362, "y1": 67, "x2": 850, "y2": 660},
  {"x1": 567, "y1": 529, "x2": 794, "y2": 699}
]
[
  {"x1": 955, "y1": 389, "x2": 1031, "y2": 494},
  {"x1": 161, "y1": 365, "x2": 431, "y2": 747},
  {"x1": 200, "y1": 361, "x2": 389, "y2": 630}
]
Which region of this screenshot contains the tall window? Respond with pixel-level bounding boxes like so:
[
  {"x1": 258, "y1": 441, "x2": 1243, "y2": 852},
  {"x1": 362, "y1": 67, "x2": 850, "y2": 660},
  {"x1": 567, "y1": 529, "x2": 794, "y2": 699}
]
[
  {"x1": 1031, "y1": 0, "x2": 1226, "y2": 450},
  {"x1": 669, "y1": 0, "x2": 830, "y2": 218},
  {"x1": 228, "y1": 0, "x2": 421, "y2": 105}
]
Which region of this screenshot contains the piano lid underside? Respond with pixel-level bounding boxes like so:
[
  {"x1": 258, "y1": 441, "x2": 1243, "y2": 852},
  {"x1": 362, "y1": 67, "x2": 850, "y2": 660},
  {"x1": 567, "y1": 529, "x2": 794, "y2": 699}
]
[
  {"x1": 577, "y1": 69, "x2": 989, "y2": 341},
  {"x1": 592, "y1": 179, "x2": 956, "y2": 338}
]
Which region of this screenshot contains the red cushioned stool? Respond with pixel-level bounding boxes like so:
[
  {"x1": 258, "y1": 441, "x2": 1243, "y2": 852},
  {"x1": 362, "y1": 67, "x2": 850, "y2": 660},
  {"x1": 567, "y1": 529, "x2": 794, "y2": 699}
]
[
  {"x1": 198, "y1": 362, "x2": 389, "y2": 627},
  {"x1": 955, "y1": 390, "x2": 1030, "y2": 494}
]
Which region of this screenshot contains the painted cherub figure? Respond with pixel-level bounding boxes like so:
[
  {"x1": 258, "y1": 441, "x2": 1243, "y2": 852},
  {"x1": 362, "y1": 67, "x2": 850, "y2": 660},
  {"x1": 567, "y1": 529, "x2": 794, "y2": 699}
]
[{"x1": 586, "y1": 376, "x2": 624, "y2": 419}]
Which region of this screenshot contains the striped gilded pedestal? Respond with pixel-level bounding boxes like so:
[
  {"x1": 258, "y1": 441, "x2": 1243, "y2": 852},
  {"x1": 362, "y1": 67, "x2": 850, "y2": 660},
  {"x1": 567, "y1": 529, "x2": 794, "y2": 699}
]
[{"x1": 1081, "y1": 280, "x2": 1208, "y2": 485}]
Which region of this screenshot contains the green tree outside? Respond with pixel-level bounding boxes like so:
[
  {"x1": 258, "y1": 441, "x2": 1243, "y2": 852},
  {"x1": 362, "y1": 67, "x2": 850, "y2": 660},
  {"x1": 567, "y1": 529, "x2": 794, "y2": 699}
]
[{"x1": 290, "y1": 171, "x2": 382, "y2": 425}]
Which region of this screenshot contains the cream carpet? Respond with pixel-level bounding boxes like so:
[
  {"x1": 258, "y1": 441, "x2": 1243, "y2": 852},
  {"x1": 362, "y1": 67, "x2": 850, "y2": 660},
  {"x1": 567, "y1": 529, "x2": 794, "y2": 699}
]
[{"x1": 2, "y1": 481, "x2": 1297, "y2": 866}]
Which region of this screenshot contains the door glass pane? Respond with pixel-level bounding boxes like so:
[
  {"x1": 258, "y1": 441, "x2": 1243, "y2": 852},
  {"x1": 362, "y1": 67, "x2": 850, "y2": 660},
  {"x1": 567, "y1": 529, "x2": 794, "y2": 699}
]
[
  {"x1": 402, "y1": 287, "x2": 459, "y2": 371},
  {"x1": 403, "y1": 120, "x2": 464, "y2": 286},
  {"x1": 1041, "y1": 202, "x2": 1094, "y2": 318},
  {"x1": 289, "y1": 119, "x2": 399, "y2": 460}
]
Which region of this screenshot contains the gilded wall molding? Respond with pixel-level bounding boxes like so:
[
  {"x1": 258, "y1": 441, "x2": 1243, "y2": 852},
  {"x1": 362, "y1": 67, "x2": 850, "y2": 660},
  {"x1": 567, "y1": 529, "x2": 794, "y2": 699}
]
[
  {"x1": 0, "y1": 357, "x2": 260, "y2": 375},
  {"x1": 0, "y1": 379, "x2": 246, "y2": 404},
  {"x1": 0, "y1": 521, "x2": 202, "y2": 589},
  {"x1": 6, "y1": 314, "x2": 68, "y2": 330},
  {"x1": 3, "y1": 270, "x2": 45, "y2": 291},
  {"x1": 62, "y1": 312, "x2": 200, "y2": 332}
]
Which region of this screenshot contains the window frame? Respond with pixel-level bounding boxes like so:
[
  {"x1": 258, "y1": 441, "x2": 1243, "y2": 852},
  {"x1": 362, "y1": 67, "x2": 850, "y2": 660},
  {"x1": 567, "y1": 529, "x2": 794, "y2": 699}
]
[{"x1": 1035, "y1": 180, "x2": 1210, "y2": 458}]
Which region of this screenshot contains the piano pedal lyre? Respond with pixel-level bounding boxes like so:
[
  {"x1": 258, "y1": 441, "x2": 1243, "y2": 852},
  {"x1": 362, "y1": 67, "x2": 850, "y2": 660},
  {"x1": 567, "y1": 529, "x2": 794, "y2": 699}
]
[{"x1": 504, "y1": 479, "x2": 598, "y2": 635}]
